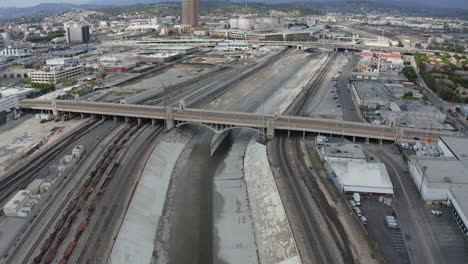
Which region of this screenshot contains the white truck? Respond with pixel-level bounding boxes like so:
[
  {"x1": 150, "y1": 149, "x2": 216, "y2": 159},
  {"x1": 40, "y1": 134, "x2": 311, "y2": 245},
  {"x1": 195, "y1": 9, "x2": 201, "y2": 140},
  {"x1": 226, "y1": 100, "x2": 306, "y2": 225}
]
[{"x1": 353, "y1": 192, "x2": 361, "y2": 206}]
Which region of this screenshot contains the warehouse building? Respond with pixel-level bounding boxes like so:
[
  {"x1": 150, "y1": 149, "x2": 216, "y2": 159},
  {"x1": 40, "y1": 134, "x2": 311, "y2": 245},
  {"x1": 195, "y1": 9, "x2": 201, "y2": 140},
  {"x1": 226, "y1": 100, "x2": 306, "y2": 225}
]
[
  {"x1": 325, "y1": 158, "x2": 394, "y2": 195},
  {"x1": 447, "y1": 187, "x2": 468, "y2": 237},
  {"x1": 46, "y1": 58, "x2": 78, "y2": 66},
  {"x1": 142, "y1": 45, "x2": 198, "y2": 55},
  {"x1": 407, "y1": 136, "x2": 468, "y2": 203},
  {"x1": 3, "y1": 190, "x2": 31, "y2": 217},
  {"x1": 317, "y1": 139, "x2": 394, "y2": 195},
  {"x1": 215, "y1": 40, "x2": 251, "y2": 51}
]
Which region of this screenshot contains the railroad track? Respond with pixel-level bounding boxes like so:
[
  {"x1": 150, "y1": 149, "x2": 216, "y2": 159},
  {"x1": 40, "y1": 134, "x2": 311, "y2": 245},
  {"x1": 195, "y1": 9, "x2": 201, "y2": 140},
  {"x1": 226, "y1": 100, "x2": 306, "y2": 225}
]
[
  {"x1": 272, "y1": 51, "x2": 356, "y2": 263},
  {"x1": 141, "y1": 51, "x2": 288, "y2": 108},
  {"x1": 274, "y1": 135, "x2": 355, "y2": 263},
  {"x1": 74, "y1": 125, "x2": 164, "y2": 263},
  {"x1": 25, "y1": 123, "x2": 144, "y2": 264},
  {"x1": 4, "y1": 121, "x2": 123, "y2": 264},
  {"x1": 0, "y1": 120, "x2": 104, "y2": 207}
]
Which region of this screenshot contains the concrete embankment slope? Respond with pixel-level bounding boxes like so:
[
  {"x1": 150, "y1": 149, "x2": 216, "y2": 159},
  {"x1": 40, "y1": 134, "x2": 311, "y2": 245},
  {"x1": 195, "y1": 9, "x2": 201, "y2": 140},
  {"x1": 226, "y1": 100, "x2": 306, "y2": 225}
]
[
  {"x1": 109, "y1": 132, "x2": 188, "y2": 264},
  {"x1": 244, "y1": 137, "x2": 301, "y2": 264}
]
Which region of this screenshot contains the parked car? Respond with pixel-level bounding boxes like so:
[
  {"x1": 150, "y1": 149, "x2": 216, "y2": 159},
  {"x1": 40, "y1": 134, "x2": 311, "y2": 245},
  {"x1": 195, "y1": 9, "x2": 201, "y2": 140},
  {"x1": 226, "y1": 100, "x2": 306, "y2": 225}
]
[
  {"x1": 431, "y1": 210, "x2": 443, "y2": 217},
  {"x1": 349, "y1": 200, "x2": 357, "y2": 207},
  {"x1": 353, "y1": 207, "x2": 362, "y2": 217},
  {"x1": 360, "y1": 216, "x2": 368, "y2": 225}
]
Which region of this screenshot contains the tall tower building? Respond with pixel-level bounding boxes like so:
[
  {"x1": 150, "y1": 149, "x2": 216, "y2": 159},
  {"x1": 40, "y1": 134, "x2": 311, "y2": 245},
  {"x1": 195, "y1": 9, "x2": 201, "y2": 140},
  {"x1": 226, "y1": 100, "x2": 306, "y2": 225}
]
[
  {"x1": 64, "y1": 23, "x2": 90, "y2": 44},
  {"x1": 182, "y1": 0, "x2": 199, "y2": 28}
]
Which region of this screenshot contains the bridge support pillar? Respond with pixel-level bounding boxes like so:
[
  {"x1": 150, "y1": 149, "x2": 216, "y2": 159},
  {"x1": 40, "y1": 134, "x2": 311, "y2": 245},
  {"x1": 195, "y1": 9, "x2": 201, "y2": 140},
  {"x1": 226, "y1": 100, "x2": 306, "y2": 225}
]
[
  {"x1": 165, "y1": 109, "x2": 174, "y2": 131},
  {"x1": 81, "y1": 113, "x2": 84, "y2": 119},
  {"x1": 113, "y1": 116, "x2": 118, "y2": 123},
  {"x1": 101, "y1": 115, "x2": 106, "y2": 120},
  {"x1": 365, "y1": 138, "x2": 370, "y2": 144},
  {"x1": 151, "y1": 119, "x2": 156, "y2": 126},
  {"x1": 125, "y1": 117, "x2": 130, "y2": 123},
  {"x1": 91, "y1": 114, "x2": 96, "y2": 120},
  {"x1": 266, "y1": 119, "x2": 275, "y2": 139},
  {"x1": 137, "y1": 118, "x2": 142, "y2": 125},
  {"x1": 353, "y1": 136, "x2": 356, "y2": 143},
  {"x1": 379, "y1": 139, "x2": 383, "y2": 145},
  {"x1": 52, "y1": 100, "x2": 58, "y2": 116},
  {"x1": 287, "y1": 130, "x2": 290, "y2": 138}
]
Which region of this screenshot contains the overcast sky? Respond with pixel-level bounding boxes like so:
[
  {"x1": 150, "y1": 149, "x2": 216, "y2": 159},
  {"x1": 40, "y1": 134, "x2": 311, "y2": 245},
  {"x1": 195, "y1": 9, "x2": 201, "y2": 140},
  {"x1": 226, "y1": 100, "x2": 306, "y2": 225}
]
[{"x1": 0, "y1": 0, "x2": 467, "y2": 9}]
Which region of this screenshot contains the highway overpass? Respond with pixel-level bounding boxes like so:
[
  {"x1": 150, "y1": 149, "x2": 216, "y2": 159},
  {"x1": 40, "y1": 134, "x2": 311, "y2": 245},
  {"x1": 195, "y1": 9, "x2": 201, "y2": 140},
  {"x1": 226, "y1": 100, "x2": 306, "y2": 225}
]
[{"x1": 19, "y1": 99, "x2": 456, "y2": 143}]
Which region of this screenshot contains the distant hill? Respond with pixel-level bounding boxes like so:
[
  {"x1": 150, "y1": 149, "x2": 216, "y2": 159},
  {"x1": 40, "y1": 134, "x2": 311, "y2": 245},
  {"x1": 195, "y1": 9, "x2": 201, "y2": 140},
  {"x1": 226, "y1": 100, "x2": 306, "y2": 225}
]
[
  {"x1": 0, "y1": 0, "x2": 465, "y2": 20},
  {"x1": 0, "y1": 3, "x2": 108, "y2": 19}
]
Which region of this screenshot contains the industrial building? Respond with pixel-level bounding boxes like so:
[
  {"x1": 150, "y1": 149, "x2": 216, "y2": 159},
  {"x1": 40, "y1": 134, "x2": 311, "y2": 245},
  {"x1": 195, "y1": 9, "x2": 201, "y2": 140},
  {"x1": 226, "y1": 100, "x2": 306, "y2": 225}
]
[
  {"x1": 0, "y1": 47, "x2": 30, "y2": 57},
  {"x1": 46, "y1": 58, "x2": 78, "y2": 66},
  {"x1": 0, "y1": 94, "x2": 19, "y2": 112},
  {"x1": 142, "y1": 45, "x2": 199, "y2": 55},
  {"x1": 317, "y1": 138, "x2": 394, "y2": 195},
  {"x1": 30, "y1": 66, "x2": 84, "y2": 84},
  {"x1": 3, "y1": 190, "x2": 31, "y2": 217},
  {"x1": 0, "y1": 87, "x2": 35, "y2": 99},
  {"x1": 182, "y1": 0, "x2": 198, "y2": 28},
  {"x1": 215, "y1": 40, "x2": 251, "y2": 51},
  {"x1": 447, "y1": 187, "x2": 468, "y2": 237},
  {"x1": 351, "y1": 80, "x2": 447, "y2": 129},
  {"x1": 407, "y1": 136, "x2": 468, "y2": 203},
  {"x1": 209, "y1": 30, "x2": 312, "y2": 41},
  {"x1": 65, "y1": 24, "x2": 90, "y2": 44}
]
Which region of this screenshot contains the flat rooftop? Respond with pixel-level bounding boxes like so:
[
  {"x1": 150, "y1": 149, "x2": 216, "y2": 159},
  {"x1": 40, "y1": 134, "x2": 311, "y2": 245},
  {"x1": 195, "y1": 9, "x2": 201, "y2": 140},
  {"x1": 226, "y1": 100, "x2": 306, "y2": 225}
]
[
  {"x1": 321, "y1": 143, "x2": 366, "y2": 160},
  {"x1": 415, "y1": 157, "x2": 468, "y2": 184},
  {"x1": 353, "y1": 81, "x2": 391, "y2": 104},
  {"x1": 326, "y1": 157, "x2": 394, "y2": 194},
  {"x1": 440, "y1": 136, "x2": 468, "y2": 161}
]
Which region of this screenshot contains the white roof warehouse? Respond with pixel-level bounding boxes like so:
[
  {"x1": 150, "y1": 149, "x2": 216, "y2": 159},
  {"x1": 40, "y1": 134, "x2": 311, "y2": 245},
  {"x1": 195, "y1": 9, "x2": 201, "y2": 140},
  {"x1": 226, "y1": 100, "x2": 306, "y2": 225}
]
[{"x1": 325, "y1": 157, "x2": 394, "y2": 195}]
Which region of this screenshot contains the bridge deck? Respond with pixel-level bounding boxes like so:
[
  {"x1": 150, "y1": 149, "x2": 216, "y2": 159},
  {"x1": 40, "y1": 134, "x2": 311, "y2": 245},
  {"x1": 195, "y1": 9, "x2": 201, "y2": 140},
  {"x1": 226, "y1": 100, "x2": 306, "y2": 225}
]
[{"x1": 19, "y1": 99, "x2": 455, "y2": 142}]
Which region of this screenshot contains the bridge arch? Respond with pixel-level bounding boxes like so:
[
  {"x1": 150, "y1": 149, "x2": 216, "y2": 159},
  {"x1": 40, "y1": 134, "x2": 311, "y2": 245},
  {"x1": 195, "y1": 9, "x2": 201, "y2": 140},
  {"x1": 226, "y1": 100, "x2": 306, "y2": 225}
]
[{"x1": 175, "y1": 121, "x2": 265, "y2": 135}]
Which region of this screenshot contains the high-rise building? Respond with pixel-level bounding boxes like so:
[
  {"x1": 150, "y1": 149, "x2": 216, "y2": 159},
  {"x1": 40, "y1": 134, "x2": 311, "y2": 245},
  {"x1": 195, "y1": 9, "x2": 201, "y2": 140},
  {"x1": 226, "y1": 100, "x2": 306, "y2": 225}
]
[
  {"x1": 182, "y1": 0, "x2": 198, "y2": 28},
  {"x1": 65, "y1": 24, "x2": 90, "y2": 44}
]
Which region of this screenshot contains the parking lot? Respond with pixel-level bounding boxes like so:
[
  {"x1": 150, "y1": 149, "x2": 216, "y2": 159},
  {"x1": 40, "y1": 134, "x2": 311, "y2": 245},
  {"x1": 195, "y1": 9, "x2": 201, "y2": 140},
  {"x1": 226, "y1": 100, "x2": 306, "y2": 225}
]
[
  {"x1": 368, "y1": 145, "x2": 468, "y2": 264},
  {"x1": 424, "y1": 204, "x2": 468, "y2": 263},
  {"x1": 360, "y1": 198, "x2": 411, "y2": 264}
]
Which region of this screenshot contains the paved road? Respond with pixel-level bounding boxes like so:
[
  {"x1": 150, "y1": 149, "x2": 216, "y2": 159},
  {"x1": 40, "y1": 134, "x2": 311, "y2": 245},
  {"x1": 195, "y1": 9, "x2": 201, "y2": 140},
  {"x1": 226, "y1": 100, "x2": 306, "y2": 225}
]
[
  {"x1": 337, "y1": 53, "x2": 362, "y2": 122},
  {"x1": 370, "y1": 145, "x2": 468, "y2": 264}
]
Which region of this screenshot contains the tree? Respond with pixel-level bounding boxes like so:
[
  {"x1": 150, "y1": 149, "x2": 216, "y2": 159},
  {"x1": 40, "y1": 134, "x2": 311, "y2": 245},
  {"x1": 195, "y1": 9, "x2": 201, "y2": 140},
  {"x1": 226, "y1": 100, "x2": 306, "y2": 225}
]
[
  {"x1": 61, "y1": 77, "x2": 72, "y2": 85},
  {"x1": 397, "y1": 41, "x2": 404, "y2": 47},
  {"x1": 403, "y1": 91, "x2": 414, "y2": 100},
  {"x1": 401, "y1": 66, "x2": 417, "y2": 82}
]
